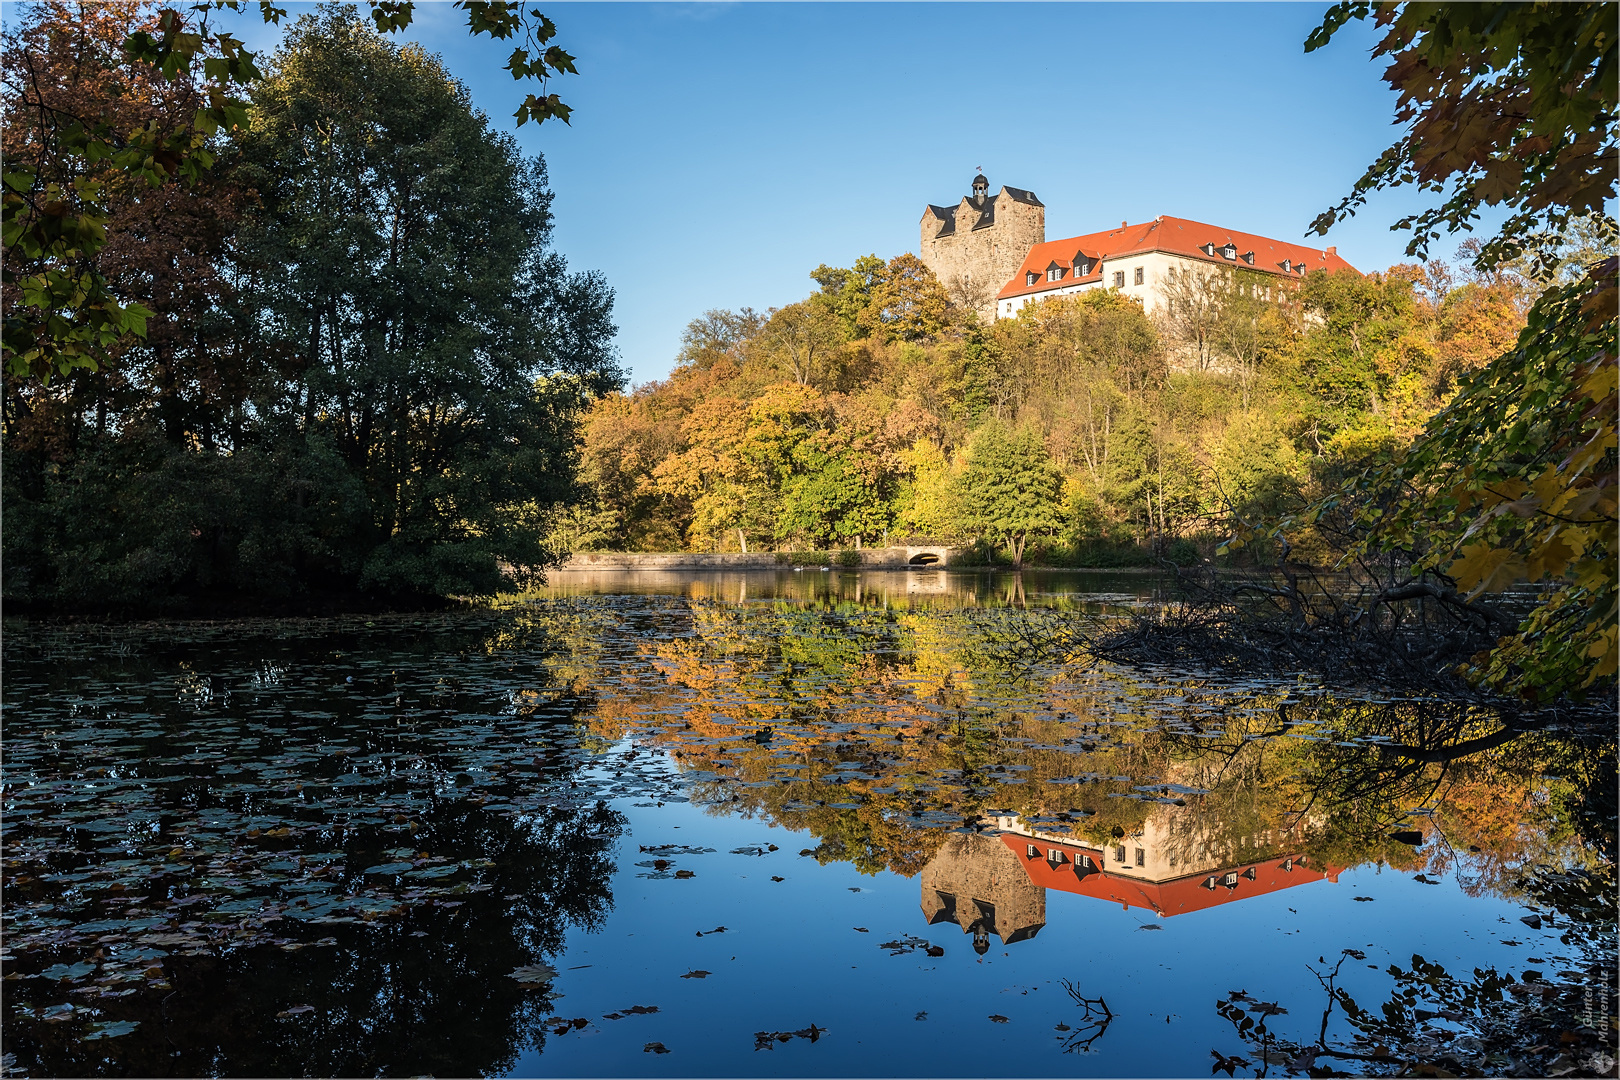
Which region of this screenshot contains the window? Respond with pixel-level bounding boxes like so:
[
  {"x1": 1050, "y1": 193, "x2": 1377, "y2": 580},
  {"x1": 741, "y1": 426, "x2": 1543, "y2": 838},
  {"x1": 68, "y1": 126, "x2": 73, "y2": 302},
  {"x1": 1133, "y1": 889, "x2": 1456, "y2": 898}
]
[
  {"x1": 1241, "y1": 251, "x2": 1255, "y2": 265},
  {"x1": 1047, "y1": 848, "x2": 1067, "y2": 866},
  {"x1": 1114, "y1": 845, "x2": 1126, "y2": 863},
  {"x1": 1221, "y1": 243, "x2": 1237, "y2": 260},
  {"x1": 1026, "y1": 844, "x2": 1040, "y2": 859},
  {"x1": 1133, "y1": 266, "x2": 1144, "y2": 285},
  {"x1": 1112, "y1": 270, "x2": 1125, "y2": 288},
  {"x1": 1199, "y1": 242, "x2": 1215, "y2": 257},
  {"x1": 1047, "y1": 266, "x2": 1063, "y2": 282},
  {"x1": 1026, "y1": 271, "x2": 1039, "y2": 286},
  {"x1": 1135, "y1": 848, "x2": 1146, "y2": 867},
  {"x1": 1080, "y1": 855, "x2": 1094, "y2": 868}
]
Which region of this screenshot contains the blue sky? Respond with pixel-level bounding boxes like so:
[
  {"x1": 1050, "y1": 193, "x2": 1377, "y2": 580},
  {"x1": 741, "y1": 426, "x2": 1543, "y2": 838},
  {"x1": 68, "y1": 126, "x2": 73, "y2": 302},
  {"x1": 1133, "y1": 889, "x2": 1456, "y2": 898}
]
[{"x1": 221, "y1": 3, "x2": 1464, "y2": 386}]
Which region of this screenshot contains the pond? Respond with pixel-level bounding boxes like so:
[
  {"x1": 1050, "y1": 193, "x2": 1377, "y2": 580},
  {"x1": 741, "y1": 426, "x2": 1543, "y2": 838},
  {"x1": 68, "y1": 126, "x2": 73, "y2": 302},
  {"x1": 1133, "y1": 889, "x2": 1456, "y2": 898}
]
[{"x1": 2, "y1": 570, "x2": 1614, "y2": 1077}]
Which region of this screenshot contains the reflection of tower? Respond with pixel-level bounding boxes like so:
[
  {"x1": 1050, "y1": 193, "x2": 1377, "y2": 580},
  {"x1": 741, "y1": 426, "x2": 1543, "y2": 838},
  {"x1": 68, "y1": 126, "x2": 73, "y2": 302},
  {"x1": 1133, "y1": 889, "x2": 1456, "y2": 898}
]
[{"x1": 919, "y1": 833, "x2": 1045, "y2": 947}]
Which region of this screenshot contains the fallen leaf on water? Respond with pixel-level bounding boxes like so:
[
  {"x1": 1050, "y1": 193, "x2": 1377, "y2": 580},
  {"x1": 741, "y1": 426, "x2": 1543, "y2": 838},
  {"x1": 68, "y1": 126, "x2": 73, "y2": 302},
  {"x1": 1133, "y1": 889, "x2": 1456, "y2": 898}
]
[
  {"x1": 771, "y1": 876, "x2": 785, "y2": 882},
  {"x1": 643, "y1": 1042, "x2": 670, "y2": 1054},
  {"x1": 83, "y1": 1020, "x2": 140, "y2": 1040},
  {"x1": 508, "y1": 962, "x2": 558, "y2": 986},
  {"x1": 1137, "y1": 924, "x2": 1162, "y2": 931},
  {"x1": 1353, "y1": 896, "x2": 1375, "y2": 902},
  {"x1": 915, "y1": 1012, "x2": 927, "y2": 1021},
  {"x1": 1054, "y1": 1023, "x2": 1070, "y2": 1031},
  {"x1": 753, "y1": 1024, "x2": 823, "y2": 1050},
  {"x1": 695, "y1": 927, "x2": 727, "y2": 937},
  {"x1": 852, "y1": 927, "x2": 868, "y2": 933},
  {"x1": 277, "y1": 1005, "x2": 315, "y2": 1018},
  {"x1": 680, "y1": 970, "x2": 711, "y2": 979},
  {"x1": 988, "y1": 1014, "x2": 1009, "y2": 1023}
]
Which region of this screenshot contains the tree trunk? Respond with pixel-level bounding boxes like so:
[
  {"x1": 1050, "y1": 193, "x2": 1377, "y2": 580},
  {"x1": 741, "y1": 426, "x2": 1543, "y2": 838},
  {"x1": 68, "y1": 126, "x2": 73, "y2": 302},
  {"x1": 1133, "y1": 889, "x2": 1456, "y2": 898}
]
[{"x1": 737, "y1": 529, "x2": 747, "y2": 553}]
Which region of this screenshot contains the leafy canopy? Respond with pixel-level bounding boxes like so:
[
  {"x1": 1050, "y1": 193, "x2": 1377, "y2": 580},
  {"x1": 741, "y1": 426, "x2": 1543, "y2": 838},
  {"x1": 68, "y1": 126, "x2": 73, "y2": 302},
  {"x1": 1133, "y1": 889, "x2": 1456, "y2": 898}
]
[
  {"x1": 1, "y1": 0, "x2": 577, "y2": 382},
  {"x1": 1305, "y1": 2, "x2": 1616, "y2": 270}
]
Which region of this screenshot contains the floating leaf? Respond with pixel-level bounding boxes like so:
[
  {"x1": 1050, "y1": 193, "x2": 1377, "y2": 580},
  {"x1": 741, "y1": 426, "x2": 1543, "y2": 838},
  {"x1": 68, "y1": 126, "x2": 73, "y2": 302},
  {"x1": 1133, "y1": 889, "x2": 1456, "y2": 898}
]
[{"x1": 508, "y1": 962, "x2": 558, "y2": 986}]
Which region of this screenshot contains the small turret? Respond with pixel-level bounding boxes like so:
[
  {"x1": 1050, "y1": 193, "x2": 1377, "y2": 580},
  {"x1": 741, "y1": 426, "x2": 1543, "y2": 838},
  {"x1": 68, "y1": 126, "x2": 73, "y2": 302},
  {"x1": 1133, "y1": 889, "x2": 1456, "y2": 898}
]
[{"x1": 972, "y1": 172, "x2": 989, "y2": 206}]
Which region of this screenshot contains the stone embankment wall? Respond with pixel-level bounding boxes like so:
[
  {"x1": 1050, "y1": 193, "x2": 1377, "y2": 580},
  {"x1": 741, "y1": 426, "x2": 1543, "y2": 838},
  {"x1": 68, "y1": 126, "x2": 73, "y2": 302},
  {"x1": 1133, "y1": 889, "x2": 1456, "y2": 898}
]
[{"x1": 559, "y1": 547, "x2": 958, "y2": 571}]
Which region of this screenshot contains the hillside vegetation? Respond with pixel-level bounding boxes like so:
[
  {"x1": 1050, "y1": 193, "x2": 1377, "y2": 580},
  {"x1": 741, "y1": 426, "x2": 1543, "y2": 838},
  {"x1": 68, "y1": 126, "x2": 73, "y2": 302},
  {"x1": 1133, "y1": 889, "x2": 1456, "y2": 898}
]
[{"x1": 565, "y1": 249, "x2": 1535, "y2": 567}]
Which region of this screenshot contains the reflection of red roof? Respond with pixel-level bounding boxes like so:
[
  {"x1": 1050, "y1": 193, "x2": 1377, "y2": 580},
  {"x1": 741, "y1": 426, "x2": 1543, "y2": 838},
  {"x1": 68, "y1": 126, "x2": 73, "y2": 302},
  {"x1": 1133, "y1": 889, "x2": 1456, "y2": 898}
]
[
  {"x1": 995, "y1": 216, "x2": 1362, "y2": 302},
  {"x1": 999, "y1": 834, "x2": 1339, "y2": 917}
]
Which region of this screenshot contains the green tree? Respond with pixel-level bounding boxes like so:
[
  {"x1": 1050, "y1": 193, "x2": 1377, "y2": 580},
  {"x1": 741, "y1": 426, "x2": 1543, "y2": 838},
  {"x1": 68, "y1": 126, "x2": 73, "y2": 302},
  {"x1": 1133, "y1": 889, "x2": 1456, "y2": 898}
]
[
  {"x1": 1296, "y1": 268, "x2": 1426, "y2": 432},
  {"x1": 954, "y1": 421, "x2": 1063, "y2": 568},
  {"x1": 231, "y1": 7, "x2": 616, "y2": 595}
]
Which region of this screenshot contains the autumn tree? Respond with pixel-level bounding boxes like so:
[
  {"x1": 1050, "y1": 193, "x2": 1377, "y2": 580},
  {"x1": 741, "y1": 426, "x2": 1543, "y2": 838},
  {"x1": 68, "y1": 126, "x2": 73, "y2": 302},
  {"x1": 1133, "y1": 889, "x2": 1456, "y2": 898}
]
[
  {"x1": 1306, "y1": 3, "x2": 1614, "y2": 270},
  {"x1": 1262, "y1": 1, "x2": 1619, "y2": 700},
  {"x1": 1156, "y1": 263, "x2": 1225, "y2": 371},
  {"x1": 1, "y1": 0, "x2": 580, "y2": 382},
  {"x1": 1296, "y1": 269, "x2": 1431, "y2": 435},
  {"x1": 756, "y1": 301, "x2": 844, "y2": 389},
  {"x1": 1, "y1": 10, "x2": 619, "y2": 608},
  {"x1": 811, "y1": 253, "x2": 955, "y2": 344}
]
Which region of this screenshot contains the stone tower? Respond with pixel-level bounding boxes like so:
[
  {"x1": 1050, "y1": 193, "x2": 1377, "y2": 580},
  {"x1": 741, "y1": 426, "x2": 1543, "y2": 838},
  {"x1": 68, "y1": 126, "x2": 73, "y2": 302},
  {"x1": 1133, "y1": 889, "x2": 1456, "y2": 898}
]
[
  {"x1": 919, "y1": 833, "x2": 1045, "y2": 950},
  {"x1": 919, "y1": 173, "x2": 1044, "y2": 322}
]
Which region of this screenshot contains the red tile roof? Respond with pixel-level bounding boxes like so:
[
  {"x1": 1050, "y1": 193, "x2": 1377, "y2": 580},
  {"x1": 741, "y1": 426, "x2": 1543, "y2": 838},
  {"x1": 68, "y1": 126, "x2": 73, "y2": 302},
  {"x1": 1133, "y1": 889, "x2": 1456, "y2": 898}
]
[
  {"x1": 999, "y1": 833, "x2": 1340, "y2": 917},
  {"x1": 995, "y1": 215, "x2": 1362, "y2": 302}
]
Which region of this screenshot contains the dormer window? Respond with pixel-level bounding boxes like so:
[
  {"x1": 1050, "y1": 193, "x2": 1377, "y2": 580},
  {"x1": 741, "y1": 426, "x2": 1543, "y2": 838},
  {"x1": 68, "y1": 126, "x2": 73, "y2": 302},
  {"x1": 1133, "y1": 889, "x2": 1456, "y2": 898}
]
[
  {"x1": 1241, "y1": 251, "x2": 1255, "y2": 265},
  {"x1": 1199, "y1": 242, "x2": 1215, "y2": 257},
  {"x1": 1221, "y1": 243, "x2": 1237, "y2": 260},
  {"x1": 1047, "y1": 264, "x2": 1064, "y2": 282},
  {"x1": 1073, "y1": 256, "x2": 1092, "y2": 276},
  {"x1": 1025, "y1": 271, "x2": 1039, "y2": 286},
  {"x1": 1279, "y1": 259, "x2": 1293, "y2": 273}
]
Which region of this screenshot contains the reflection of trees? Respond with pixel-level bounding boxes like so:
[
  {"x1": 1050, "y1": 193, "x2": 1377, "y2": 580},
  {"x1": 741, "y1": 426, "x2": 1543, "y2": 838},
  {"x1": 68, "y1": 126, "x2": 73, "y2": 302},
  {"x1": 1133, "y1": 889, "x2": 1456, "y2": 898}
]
[
  {"x1": 1195, "y1": 718, "x2": 1618, "y2": 1076},
  {"x1": 3, "y1": 612, "x2": 629, "y2": 1078},
  {"x1": 519, "y1": 597, "x2": 1609, "y2": 905},
  {"x1": 1055, "y1": 979, "x2": 1114, "y2": 1053},
  {"x1": 6, "y1": 801, "x2": 624, "y2": 1078},
  {"x1": 1211, "y1": 861, "x2": 1617, "y2": 1078}
]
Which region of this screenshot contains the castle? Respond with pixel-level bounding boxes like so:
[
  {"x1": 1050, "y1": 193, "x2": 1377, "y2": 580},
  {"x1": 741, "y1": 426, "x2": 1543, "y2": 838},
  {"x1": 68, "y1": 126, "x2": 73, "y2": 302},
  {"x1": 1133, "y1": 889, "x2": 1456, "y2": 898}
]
[
  {"x1": 919, "y1": 173, "x2": 1045, "y2": 322},
  {"x1": 919, "y1": 174, "x2": 1360, "y2": 323}
]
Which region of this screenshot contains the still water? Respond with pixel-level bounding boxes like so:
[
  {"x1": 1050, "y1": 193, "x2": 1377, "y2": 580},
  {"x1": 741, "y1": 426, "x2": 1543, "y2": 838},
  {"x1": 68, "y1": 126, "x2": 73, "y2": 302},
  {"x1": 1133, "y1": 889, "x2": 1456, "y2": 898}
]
[{"x1": 2, "y1": 570, "x2": 1613, "y2": 1077}]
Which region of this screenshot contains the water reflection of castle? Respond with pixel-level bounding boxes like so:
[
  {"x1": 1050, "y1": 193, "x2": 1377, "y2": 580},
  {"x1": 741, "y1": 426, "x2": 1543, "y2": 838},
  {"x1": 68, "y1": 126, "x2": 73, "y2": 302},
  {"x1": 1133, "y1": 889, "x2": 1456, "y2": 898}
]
[{"x1": 921, "y1": 821, "x2": 1339, "y2": 949}]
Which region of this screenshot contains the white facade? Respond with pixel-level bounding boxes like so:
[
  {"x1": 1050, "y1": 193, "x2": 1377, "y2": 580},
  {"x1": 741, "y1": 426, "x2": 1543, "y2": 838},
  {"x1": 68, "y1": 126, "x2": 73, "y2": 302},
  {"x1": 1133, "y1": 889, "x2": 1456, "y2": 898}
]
[{"x1": 996, "y1": 250, "x2": 1280, "y2": 320}]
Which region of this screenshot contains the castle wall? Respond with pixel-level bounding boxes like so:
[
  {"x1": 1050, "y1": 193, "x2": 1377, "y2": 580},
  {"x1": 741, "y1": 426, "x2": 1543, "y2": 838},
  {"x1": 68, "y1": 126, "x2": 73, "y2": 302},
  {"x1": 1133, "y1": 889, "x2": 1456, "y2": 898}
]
[
  {"x1": 919, "y1": 832, "x2": 1045, "y2": 944},
  {"x1": 920, "y1": 186, "x2": 1044, "y2": 323}
]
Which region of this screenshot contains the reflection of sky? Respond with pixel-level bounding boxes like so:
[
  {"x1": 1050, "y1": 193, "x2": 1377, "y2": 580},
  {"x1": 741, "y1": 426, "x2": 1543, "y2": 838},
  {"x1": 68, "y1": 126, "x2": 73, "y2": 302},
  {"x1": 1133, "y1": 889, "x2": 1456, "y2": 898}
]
[{"x1": 506, "y1": 795, "x2": 1560, "y2": 1078}]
